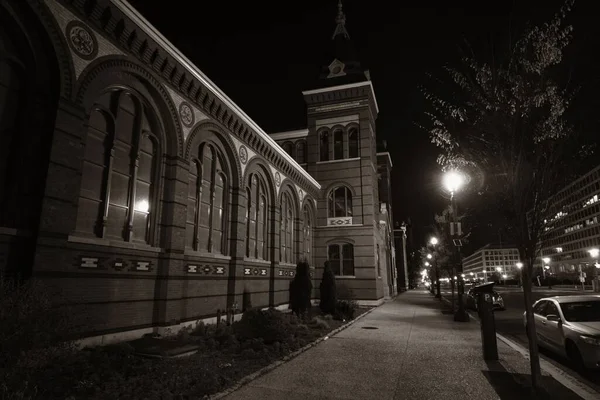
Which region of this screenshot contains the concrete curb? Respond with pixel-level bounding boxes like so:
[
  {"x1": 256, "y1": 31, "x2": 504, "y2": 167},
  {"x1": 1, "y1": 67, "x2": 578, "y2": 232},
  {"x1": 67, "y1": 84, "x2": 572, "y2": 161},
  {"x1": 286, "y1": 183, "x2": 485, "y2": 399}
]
[
  {"x1": 461, "y1": 306, "x2": 599, "y2": 399},
  {"x1": 208, "y1": 306, "x2": 379, "y2": 400}
]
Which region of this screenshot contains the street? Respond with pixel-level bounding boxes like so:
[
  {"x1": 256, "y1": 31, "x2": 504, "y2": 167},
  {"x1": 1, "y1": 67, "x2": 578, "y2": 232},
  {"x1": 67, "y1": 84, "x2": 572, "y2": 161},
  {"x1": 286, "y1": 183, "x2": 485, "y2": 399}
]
[{"x1": 440, "y1": 285, "x2": 600, "y2": 389}]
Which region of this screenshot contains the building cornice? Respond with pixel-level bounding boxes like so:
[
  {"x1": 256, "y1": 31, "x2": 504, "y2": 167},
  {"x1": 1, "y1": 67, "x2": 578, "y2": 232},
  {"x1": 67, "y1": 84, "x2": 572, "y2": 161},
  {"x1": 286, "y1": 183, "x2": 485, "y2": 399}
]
[
  {"x1": 376, "y1": 152, "x2": 393, "y2": 168},
  {"x1": 270, "y1": 129, "x2": 309, "y2": 141},
  {"x1": 302, "y1": 81, "x2": 379, "y2": 114}
]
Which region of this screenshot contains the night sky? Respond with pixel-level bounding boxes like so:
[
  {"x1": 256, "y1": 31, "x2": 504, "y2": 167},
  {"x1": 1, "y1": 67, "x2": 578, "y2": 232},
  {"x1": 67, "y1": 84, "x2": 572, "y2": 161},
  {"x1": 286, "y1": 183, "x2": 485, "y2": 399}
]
[{"x1": 127, "y1": 0, "x2": 600, "y2": 249}]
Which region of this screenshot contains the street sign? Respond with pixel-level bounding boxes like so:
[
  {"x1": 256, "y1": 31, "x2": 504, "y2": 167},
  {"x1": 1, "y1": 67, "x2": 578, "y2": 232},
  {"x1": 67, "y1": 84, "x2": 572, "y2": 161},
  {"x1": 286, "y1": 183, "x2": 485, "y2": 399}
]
[{"x1": 449, "y1": 222, "x2": 462, "y2": 236}]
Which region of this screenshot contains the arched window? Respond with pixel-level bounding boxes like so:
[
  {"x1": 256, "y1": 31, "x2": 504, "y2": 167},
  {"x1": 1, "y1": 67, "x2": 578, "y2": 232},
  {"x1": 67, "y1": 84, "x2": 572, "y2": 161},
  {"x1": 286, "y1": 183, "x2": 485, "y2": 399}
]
[
  {"x1": 348, "y1": 128, "x2": 359, "y2": 158},
  {"x1": 186, "y1": 143, "x2": 228, "y2": 254},
  {"x1": 328, "y1": 186, "x2": 353, "y2": 218},
  {"x1": 282, "y1": 142, "x2": 294, "y2": 158},
  {"x1": 0, "y1": 57, "x2": 24, "y2": 227},
  {"x1": 333, "y1": 129, "x2": 344, "y2": 160},
  {"x1": 302, "y1": 205, "x2": 312, "y2": 264},
  {"x1": 319, "y1": 131, "x2": 329, "y2": 161},
  {"x1": 296, "y1": 140, "x2": 306, "y2": 164},
  {"x1": 328, "y1": 243, "x2": 355, "y2": 276},
  {"x1": 280, "y1": 192, "x2": 294, "y2": 264},
  {"x1": 75, "y1": 90, "x2": 160, "y2": 245},
  {"x1": 245, "y1": 173, "x2": 268, "y2": 259}
]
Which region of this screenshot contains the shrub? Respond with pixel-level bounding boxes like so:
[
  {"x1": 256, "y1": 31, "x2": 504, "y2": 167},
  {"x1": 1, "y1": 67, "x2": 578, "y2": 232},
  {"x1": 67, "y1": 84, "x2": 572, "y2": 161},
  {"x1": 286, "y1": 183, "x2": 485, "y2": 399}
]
[
  {"x1": 319, "y1": 261, "x2": 336, "y2": 315},
  {"x1": 309, "y1": 316, "x2": 330, "y2": 330},
  {"x1": 335, "y1": 299, "x2": 359, "y2": 320},
  {"x1": 289, "y1": 261, "x2": 312, "y2": 318},
  {"x1": 233, "y1": 308, "x2": 294, "y2": 345}
]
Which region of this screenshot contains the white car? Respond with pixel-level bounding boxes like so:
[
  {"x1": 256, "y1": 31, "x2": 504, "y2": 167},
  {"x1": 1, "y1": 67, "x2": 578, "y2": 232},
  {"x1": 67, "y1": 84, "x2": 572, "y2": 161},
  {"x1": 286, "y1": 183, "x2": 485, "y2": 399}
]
[{"x1": 523, "y1": 295, "x2": 600, "y2": 370}]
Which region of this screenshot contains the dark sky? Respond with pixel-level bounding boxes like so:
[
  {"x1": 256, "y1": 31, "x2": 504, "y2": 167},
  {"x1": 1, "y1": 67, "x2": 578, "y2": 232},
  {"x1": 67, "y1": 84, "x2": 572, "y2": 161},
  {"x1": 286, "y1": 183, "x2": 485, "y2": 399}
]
[{"x1": 127, "y1": 0, "x2": 600, "y2": 249}]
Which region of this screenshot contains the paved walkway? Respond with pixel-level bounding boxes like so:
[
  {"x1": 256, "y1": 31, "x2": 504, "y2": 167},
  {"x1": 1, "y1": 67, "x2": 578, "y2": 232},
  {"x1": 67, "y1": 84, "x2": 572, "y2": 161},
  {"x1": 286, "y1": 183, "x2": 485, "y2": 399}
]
[{"x1": 223, "y1": 290, "x2": 584, "y2": 400}]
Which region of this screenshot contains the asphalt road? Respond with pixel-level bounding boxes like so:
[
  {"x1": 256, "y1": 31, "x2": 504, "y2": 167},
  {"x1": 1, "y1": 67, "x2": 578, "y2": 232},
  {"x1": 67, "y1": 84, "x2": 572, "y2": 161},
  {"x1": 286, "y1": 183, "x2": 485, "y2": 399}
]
[{"x1": 486, "y1": 288, "x2": 600, "y2": 389}]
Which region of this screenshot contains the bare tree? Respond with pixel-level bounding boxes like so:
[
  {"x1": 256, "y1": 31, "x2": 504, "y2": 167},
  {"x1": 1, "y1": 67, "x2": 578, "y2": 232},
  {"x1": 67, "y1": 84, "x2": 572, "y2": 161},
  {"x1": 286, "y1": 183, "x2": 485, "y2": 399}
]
[{"x1": 419, "y1": 0, "x2": 593, "y2": 388}]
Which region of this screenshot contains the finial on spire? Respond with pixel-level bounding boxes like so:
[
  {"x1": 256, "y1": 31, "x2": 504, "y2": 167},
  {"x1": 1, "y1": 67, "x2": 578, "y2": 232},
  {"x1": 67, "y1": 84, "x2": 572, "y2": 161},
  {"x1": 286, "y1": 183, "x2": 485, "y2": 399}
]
[{"x1": 332, "y1": 0, "x2": 350, "y2": 40}]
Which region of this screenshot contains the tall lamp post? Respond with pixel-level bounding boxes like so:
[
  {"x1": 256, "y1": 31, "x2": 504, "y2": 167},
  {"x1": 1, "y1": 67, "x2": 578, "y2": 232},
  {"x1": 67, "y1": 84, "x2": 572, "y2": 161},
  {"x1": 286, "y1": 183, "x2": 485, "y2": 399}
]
[
  {"x1": 588, "y1": 248, "x2": 600, "y2": 292},
  {"x1": 442, "y1": 170, "x2": 469, "y2": 322},
  {"x1": 400, "y1": 222, "x2": 409, "y2": 291},
  {"x1": 430, "y1": 237, "x2": 441, "y2": 298}
]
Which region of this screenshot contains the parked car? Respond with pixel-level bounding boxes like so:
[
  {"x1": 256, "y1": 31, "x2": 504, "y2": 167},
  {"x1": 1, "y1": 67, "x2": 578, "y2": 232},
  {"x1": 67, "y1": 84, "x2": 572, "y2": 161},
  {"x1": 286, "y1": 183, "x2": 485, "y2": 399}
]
[
  {"x1": 523, "y1": 295, "x2": 600, "y2": 370},
  {"x1": 466, "y1": 288, "x2": 505, "y2": 311}
]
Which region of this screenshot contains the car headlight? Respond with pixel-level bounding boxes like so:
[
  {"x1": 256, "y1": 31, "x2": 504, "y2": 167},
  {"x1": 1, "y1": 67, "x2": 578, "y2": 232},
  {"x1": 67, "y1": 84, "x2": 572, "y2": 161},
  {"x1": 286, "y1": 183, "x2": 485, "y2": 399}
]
[{"x1": 580, "y1": 335, "x2": 600, "y2": 346}]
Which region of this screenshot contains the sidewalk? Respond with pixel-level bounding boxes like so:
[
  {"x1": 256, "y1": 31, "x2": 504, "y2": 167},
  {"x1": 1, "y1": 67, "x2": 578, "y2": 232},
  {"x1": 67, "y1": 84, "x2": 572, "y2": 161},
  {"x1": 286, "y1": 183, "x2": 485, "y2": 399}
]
[{"x1": 222, "y1": 290, "x2": 584, "y2": 400}]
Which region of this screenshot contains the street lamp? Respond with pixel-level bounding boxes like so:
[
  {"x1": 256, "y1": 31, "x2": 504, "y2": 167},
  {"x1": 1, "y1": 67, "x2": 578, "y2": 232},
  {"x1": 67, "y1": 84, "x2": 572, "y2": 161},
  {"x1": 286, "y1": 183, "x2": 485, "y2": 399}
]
[
  {"x1": 442, "y1": 170, "x2": 469, "y2": 323},
  {"x1": 429, "y1": 236, "x2": 441, "y2": 298}
]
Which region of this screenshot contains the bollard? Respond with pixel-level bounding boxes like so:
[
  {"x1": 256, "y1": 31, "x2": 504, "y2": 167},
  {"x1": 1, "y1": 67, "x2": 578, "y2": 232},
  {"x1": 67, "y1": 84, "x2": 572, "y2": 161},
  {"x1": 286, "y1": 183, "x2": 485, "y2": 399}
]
[{"x1": 472, "y1": 282, "x2": 498, "y2": 361}]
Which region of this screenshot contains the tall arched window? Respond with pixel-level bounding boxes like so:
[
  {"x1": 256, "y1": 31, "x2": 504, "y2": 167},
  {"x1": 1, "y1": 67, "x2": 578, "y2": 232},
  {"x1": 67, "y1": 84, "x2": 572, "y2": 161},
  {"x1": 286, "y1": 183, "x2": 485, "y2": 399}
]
[
  {"x1": 296, "y1": 140, "x2": 306, "y2": 164},
  {"x1": 0, "y1": 56, "x2": 24, "y2": 227},
  {"x1": 302, "y1": 205, "x2": 312, "y2": 264},
  {"x1": 245, "y1": 173, "x2": 268, "y2": 259},
  {"x1": 348, "y1": 128, "x2": 359, "y2": 158},
  {"x1": 320, "y1": 131, "x2": 329, "y2": 161},
  {"x1": 333, "y1": 129, "x2": 344, "y2": 160},
  {"x1": 186, "y1": 143, "x2": 228, "y2": 254},
  {"x1": 75, "y1": 90, "x2": 160, "y2": 245},
  {"x1": 328, "y1": 186, "x2": 353, "y2": 218},
  {"x1": 282, "y1": 142, "x2": 294, "y2": 158},
  {"x1": 280, "y1": 192, "x2": 294, "y2": 264}
]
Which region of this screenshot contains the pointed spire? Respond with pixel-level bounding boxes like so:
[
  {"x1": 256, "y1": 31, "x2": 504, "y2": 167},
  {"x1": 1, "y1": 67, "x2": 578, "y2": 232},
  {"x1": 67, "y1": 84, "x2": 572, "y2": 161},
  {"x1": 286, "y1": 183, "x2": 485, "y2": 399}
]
[{"x1": 332, "y1": 0, "x2": 350, "y2": 40}]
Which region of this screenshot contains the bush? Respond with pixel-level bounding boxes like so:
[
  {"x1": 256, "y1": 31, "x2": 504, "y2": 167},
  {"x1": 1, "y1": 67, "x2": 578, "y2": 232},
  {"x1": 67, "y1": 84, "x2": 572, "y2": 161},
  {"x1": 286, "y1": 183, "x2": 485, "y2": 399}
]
[
  {"x1": 319, "y1": 261, "x2": 336, "y2": 315},
  {"x1": 335, "y1": 299, "x2": 359, "y2": 320},
  {"x1": 233, "y1": 308, "x2": 294, "y2": 345},
  {"x1": 289, "y1": 261, "x2": 312, "y2": 318}
]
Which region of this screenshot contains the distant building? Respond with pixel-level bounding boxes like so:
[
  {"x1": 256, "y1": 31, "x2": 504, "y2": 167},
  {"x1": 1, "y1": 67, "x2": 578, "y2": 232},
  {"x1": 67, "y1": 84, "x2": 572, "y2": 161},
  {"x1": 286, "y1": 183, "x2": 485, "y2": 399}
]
[
  {"x1": 462, "y1": 244, "x2": 520, "y2": 282},
  {"x1": 538, "y1": 165, "x2": 600, "y2": 281}
]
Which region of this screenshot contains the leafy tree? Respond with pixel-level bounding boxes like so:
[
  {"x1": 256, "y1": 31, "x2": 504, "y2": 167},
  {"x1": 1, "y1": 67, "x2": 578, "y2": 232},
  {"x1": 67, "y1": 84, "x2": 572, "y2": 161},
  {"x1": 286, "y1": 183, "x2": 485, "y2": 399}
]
[{"x1": 419, "y1": 0, "x2": 592, "y2": 388}]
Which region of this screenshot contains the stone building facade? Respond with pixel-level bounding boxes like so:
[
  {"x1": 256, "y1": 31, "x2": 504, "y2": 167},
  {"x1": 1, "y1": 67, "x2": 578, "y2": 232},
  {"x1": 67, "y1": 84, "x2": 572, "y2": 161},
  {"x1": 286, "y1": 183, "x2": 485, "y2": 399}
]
[{"x1": 0, "y1": 0, "x2": 395, "y2": 344}]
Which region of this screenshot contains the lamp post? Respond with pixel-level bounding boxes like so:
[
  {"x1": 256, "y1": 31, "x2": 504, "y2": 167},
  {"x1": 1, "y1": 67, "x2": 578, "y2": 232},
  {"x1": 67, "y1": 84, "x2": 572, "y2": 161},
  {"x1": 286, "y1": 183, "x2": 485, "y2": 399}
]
[
  {"x1": 430, "y1": 237, "x2": 441, "y2": 298},
  {"x1": 516, "y1": 262, "x2": 523, "y2": 290},
  {"x1": 442, "y1": 170, "x2": 469, "y2": 322},
  {"x1": 400, "y1": 222, "x2": 409, "y2": 291},
  {"x1": 588, "y1": 248, "x2": 599, "y2": 292}
]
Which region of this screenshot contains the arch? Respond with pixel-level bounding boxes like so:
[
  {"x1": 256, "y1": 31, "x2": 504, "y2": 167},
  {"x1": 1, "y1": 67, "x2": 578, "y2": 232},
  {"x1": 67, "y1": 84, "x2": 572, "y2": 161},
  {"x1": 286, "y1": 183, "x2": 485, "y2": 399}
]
[
  {"x1": 186, "y1": 142, "x2": 231, "y2": 254},
  {"x1": 281, "y1": 141, "x2": 294, "y2": 158},
  {"x1": 327, "y1": 185, "x2": 353, "y2": 219},
  {"x1": 278, "y1": 179, "x2": 301, "y2": 211},
  {"x1": 74, "y1": 88, "x2": 165, "y2": 246},
  {"x1": 244, "y1": 170, "x2": 271, "y2": 260},
  {"x1": 0, "y1": 0, "x2": 62, "y2": 281},
  {"x1": 295, "y1": 139, "x2": 306, "y2": 164},
  {"x1": 3, "y1": 1, "x2": 74, "y2": 99},
  {"x1": 317, "y1": 127, "x2": 330, "y2": 162},
  {"x1": 323, "y1": 181, "x2": 357, "y2": 198},
  {"x1": 186, "y1": 120, "x2": 241, "y2": 187},
  {"x1": 300, "y1": 199, "x2": 316, "y2": 266},
  {"x1": 242, "y1": 159, "x2": 277, "y2": 206},
  {"x1": 75, "y1": 56, "x2": 182, "y2": 157}
]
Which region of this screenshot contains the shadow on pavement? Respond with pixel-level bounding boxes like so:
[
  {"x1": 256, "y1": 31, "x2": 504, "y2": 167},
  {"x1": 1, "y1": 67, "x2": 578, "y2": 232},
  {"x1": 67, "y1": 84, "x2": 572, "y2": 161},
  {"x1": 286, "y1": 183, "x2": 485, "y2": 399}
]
[{"x1": 482, "y1": 360, "x2": 582, "y2": 400}]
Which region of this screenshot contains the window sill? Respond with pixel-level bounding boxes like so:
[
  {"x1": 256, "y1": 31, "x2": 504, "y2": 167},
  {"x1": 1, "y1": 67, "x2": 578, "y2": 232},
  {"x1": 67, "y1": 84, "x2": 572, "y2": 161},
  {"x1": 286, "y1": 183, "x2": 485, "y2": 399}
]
[
  {"x1": 279, "y1": 262, "x2": 297, "y2": 268},
  {"x1": 67, "y1": 235, "x2": 163, "y2": 253},
  {"x1": 336, "y1": 275, "x2": 356, "y2": 279},
  {"x1": 185, "y1": 249, "x2": 231, "y2": 260},
  {"x1": 243, "y1": 257, "x2": 270, "y2": 265},
  {"x1": 316, "y1": 157, "x2": 360, "y2": 165},
  {"x1": 0, "y1": 227, "x2": 33, "y2": 237}
]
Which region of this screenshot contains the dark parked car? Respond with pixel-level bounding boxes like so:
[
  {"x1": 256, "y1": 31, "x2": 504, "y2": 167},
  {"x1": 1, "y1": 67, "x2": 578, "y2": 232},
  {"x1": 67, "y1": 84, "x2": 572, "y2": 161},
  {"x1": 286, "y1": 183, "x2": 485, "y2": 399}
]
[{"x1": 466, "y1": 288, "x2": 505, "y2": 311}]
